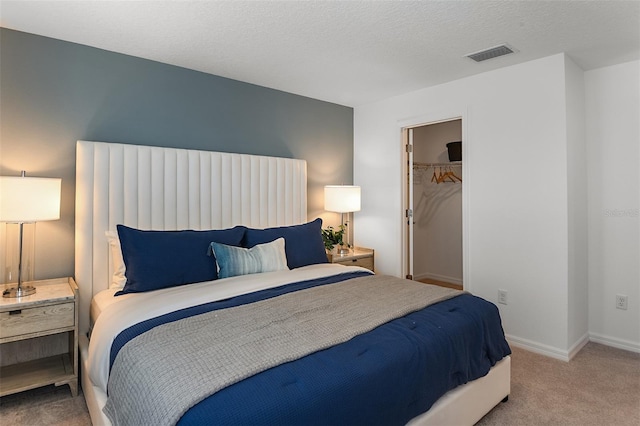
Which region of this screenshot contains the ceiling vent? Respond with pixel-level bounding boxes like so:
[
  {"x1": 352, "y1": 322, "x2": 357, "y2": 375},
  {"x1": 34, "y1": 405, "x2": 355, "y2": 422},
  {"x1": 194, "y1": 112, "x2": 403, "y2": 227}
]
[{"x1": 465, "y1": 44, "x2": 517, "y2": 62}]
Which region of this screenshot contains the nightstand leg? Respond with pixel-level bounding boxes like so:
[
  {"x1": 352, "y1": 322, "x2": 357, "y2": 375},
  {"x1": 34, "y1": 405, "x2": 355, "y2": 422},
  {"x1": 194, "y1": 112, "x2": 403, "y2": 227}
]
[
  {"x1": 68, "y1": 380, "x2": 78, "y2": 397},
  {"x1": 54, "y1": 378, "x2": 78, "y2": 397}
]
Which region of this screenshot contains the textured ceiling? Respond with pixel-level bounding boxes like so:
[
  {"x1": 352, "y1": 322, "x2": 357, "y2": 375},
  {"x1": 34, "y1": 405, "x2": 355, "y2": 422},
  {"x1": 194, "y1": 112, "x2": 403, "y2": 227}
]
[{"x1": 1, "y1": 1, "x2": 638, "y2": 107}]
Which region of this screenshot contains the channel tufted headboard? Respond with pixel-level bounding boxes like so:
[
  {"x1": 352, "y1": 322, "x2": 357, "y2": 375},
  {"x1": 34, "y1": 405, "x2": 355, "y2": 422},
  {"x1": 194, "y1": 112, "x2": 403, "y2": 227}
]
[{"x1": 74, "y1": 140, "x2": 307, "y2": 335}]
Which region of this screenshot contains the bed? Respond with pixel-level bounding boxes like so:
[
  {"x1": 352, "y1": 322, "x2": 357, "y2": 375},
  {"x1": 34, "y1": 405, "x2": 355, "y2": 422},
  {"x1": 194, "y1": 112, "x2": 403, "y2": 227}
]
[{"x1": 75, "y1": 140, "x2": 511, "y2": 426}]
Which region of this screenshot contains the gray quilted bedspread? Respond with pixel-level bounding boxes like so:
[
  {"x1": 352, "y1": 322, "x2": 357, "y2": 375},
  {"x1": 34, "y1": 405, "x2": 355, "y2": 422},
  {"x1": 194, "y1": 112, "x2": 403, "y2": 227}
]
[{"x1": 103, "y1": 274, "x2": 462, "y2": 426}]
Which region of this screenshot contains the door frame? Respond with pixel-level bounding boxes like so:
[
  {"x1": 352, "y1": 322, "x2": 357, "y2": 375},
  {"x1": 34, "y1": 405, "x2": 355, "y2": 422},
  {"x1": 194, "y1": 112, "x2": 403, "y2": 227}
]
[{"x1": 398, "y1": 108, "x2": 471, "y2": 289}]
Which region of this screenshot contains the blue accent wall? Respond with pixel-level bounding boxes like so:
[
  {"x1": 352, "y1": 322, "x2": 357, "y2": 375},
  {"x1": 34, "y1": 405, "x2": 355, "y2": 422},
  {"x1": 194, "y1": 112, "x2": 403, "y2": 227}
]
[{"x1": 0, "y1": 28, "x2": 353, "y2": 280}]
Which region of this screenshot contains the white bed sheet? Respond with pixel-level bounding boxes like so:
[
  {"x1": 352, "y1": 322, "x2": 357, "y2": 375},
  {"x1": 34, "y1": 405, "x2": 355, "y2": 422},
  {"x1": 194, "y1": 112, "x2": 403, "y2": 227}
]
[
  {"x1": 88, "y1": 263, "x2": 370, "y2": 393},
  {"x1": 90, "y1": 287, "x2": 119, "y2": 326}
]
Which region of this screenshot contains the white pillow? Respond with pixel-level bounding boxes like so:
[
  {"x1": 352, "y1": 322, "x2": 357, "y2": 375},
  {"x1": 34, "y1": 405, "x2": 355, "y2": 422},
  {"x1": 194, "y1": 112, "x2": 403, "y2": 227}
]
[{"x1": 105, "y1": 230, "x2": 126, "y2": 289}]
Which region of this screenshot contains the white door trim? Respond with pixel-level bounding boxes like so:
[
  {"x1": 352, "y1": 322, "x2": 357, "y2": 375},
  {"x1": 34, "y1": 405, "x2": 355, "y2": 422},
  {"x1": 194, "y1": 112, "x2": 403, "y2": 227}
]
[{"x1": 398, "y1": 108, "x2": 471, "y2": 290}]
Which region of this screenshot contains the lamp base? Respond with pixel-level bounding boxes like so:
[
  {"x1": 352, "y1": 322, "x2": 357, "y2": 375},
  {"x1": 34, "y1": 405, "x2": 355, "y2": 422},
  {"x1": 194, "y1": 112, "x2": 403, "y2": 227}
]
[{"x1": 3, "y1": 285, "x2": 36, "y2": 298}]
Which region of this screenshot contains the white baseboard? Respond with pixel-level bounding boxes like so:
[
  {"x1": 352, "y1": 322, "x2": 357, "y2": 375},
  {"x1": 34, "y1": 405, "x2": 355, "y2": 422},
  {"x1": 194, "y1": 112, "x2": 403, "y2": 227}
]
[
  {"x1": 589, "y1": 332, "x2": 640, "y2": 353},
  {"x1": 414, "y1": 272, "x2": 462, "y2": 286},
  {"x1": 506, "y1": 332, "x2": 639, "y2": 361},
  {"x1": 505, "y1": 334, "x2": 571, "y2": 361},
  {"x1": 567, "y1": 333, "x2": 590, "y2": 360}
]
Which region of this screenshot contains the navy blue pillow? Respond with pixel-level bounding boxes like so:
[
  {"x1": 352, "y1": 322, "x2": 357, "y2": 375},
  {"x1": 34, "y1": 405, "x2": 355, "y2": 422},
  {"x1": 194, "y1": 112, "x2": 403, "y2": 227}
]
[
  {"x1": 116, "y1": 224, "x2": 246, "y2": 295},
  {"x1": 243, "y1": 218, "x2": 328, "y2": 269}
]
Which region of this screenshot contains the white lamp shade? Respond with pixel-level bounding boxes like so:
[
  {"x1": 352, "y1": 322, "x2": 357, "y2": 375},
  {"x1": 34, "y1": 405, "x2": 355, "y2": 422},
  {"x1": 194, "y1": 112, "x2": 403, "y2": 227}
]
[
  {"x1": 324, "y1": 185, "x2": 361, "y2": 213},
  {"x1": 0, "y1": 176, "x2": 62, "y2": 223}
]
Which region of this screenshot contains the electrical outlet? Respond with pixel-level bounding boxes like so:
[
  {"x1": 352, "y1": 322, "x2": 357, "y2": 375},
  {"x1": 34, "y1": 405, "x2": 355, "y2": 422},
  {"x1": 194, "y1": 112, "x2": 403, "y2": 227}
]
[
  {"x1": 498, "y1": 290, "x2": 508, "y2": 305},
  {"x1": 615, "y1": 294, "x2": 628, "y2": 310}
]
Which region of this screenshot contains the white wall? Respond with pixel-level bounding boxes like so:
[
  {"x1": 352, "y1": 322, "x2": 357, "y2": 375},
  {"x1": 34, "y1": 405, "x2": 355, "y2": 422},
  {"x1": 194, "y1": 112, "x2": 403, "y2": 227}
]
[
  {"x1": 412, "y1": 121, "x2": 463, "y2": 284},
  {"x1": 585, "y1": 60, "x2": 640, "y2": 352},
  {"x1": 565, "y1": 56, "x2": 589, "y2": 355},
  {"x1": 355, "y1": 54, "x2": 585, "y2": 358}
]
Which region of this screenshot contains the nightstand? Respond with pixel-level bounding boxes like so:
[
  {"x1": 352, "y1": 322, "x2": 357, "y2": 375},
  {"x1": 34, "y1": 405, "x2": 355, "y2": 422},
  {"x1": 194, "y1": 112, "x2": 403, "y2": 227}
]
[
  {"x1": 0, "y1": 277, "x2": 78, "y2": 397},
  {"x1": 327, "y1": 247, "x2": 374, "y2": 271}
]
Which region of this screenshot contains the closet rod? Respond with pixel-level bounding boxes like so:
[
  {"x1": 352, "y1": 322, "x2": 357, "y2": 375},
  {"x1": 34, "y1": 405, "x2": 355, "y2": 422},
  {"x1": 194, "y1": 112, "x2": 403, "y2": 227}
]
[{"x1": 413, "y1": 161, "x2": 462, "y2": 169}]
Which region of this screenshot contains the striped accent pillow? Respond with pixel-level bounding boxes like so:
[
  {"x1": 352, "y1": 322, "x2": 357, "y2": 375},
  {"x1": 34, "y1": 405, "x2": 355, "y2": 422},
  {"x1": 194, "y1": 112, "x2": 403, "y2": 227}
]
[{"x1": 210, "y1": 238, "x2": 289, "y2": 279}]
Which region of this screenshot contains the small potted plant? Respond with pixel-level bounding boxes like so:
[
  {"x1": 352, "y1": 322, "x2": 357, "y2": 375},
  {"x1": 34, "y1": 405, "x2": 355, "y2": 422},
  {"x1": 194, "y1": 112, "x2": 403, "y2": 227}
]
[{"x1": 322, "y1": 224, "x2": 350, "y2": 255}]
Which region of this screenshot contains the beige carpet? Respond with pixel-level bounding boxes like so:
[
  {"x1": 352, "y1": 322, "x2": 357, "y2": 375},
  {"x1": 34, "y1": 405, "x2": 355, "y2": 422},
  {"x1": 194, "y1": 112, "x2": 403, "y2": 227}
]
[
  {"x1": 0, "y1": 384, "x2": 90, "y2": 426},
  {"x1": 477, "y1": 342, "x2": 640, "y2": 426},
  {"x1": 0, "y1": 342, "x2": 638, "y2": 425}
]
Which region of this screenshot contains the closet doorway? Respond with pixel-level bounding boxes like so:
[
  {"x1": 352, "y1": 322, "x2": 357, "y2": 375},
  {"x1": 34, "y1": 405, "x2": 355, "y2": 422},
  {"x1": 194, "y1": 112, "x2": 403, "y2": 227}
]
[{"x1": 404, "y1": 119, "x2": 463, "y2": 290}]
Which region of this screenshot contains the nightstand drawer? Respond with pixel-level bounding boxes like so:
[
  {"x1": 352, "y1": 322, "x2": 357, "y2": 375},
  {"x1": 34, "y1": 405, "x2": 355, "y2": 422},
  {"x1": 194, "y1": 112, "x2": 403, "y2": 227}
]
[
  {"x1": 0, "y1": 302, "x2": 75, "y2": 339},
  {"x1": 334, "y1": 256, "x2": 374, "y2": 271}
]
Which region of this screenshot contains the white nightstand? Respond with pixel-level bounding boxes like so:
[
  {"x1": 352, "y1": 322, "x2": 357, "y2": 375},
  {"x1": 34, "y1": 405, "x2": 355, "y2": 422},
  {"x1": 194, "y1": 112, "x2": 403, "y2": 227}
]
[
  {"x1": 0, "y1": 277, "x2": 78, "y2": 397},
  {"x1": 327, "y1": 247, "x2": 374, "y2": 271}
]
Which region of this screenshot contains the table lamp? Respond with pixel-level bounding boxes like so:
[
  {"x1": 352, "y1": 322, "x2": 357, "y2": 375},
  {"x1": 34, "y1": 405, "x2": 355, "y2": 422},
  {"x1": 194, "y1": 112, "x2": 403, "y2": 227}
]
[
  {"x1": 324, "y1": 185, "x2": 361, "y2": 254},
  {"x1": 0, "y1": 171, "x2": 61, "y2": 298}
]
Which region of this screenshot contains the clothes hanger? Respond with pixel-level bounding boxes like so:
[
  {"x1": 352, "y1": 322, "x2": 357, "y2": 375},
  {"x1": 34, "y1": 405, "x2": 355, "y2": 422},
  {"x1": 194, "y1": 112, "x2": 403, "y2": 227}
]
[
  {"x1": 447, "y1": 166, "x2": 462, "y2": 183},
  {"x1": 443, "y1": 166, "x2": 455, "y2": 183}
]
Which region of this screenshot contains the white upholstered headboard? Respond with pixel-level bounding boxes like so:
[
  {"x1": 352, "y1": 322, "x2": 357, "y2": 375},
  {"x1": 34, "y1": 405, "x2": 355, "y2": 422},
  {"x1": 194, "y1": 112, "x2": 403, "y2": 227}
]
[{"x1": 75, "y1": 140, "x2": 307, "y2": 334}]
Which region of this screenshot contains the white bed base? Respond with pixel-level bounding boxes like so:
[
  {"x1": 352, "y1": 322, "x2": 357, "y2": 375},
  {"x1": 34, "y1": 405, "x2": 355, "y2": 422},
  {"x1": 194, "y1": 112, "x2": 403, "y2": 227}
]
[{"x1": 75, "y1": 141, "x2": 509, "y2": 425}]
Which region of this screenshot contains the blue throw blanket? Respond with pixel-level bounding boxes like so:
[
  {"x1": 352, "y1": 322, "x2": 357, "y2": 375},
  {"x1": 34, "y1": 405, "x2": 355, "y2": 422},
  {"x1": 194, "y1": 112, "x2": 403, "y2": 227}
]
[{"x1": 108, "y1": 272, "x2": 510, "y2": 425}]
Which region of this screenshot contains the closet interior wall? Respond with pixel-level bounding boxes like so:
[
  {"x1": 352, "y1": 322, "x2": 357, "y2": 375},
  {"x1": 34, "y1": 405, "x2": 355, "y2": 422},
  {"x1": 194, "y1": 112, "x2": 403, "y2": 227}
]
[{"x1": 412, "y1": 120, "x2": 463, "y2": 286}]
